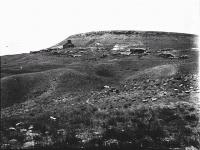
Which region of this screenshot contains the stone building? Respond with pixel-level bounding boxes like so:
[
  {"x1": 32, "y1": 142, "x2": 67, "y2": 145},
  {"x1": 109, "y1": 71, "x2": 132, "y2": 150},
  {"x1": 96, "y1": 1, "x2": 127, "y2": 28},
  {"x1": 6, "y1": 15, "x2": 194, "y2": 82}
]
[{"x1": 63, "y1": 40, "x2": 75, "y2": 48}]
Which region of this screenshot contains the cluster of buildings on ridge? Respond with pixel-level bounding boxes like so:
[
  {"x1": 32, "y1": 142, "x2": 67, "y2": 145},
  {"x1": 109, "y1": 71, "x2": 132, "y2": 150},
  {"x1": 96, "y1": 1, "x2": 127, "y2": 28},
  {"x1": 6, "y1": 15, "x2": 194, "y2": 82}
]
[{"x1": 30, "y1": 39, "x2": 189, "y2": 59}]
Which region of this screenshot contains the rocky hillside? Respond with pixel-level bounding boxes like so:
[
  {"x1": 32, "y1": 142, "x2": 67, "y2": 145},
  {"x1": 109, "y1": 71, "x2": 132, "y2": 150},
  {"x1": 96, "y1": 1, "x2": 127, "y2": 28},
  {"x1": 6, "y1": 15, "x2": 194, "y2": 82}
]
[
  {"x1": 1, "y1": 30, "x2": 199, "y2": 150},
  {"x1": 54, "y1": 30, "x2": 197, "y2": 49}
]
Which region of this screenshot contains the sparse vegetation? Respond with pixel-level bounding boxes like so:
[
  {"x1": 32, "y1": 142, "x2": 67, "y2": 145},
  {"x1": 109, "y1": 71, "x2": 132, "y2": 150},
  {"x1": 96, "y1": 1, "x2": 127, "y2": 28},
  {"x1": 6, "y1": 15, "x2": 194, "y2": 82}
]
[{"x1": 1, "y1": 30, "x2": 199, "y2": 149}]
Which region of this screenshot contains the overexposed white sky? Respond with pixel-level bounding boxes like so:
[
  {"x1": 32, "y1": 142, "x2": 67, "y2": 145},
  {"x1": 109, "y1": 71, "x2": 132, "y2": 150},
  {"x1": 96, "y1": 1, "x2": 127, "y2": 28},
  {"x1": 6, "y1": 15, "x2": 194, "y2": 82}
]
[{"x1": 0, "y1": 0, "x2": 199, "y2": 55}]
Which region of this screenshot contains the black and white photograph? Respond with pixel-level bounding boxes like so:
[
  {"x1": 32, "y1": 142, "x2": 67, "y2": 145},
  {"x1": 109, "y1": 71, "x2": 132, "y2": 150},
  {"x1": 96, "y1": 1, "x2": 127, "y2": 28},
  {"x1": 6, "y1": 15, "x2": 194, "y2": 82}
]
[{"x1": 0, "y1": 0, "x2": 199, "y2": 149}]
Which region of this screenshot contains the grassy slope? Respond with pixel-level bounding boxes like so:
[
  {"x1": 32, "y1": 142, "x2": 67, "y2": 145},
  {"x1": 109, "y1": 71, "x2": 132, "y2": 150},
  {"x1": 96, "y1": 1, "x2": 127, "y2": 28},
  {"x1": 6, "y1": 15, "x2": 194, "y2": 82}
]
[
  {"x1": 0, "y1": 31, "x2": 199, "y2": 149},
  {"x1": 0, "y1": 53, "x2": 73, "y2": 78},
  {"x1": 2, "y1": 53, "x2": 193, "y2": 108}
]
